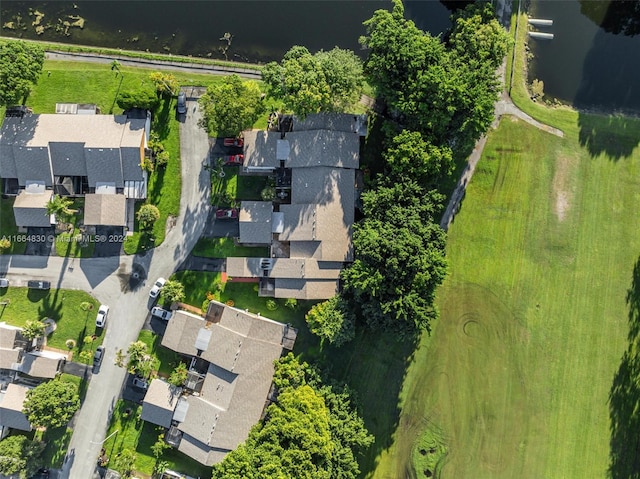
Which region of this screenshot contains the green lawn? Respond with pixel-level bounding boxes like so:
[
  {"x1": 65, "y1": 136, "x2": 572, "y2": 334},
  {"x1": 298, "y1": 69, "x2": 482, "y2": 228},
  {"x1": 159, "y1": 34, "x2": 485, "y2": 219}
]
[
  {"x1": 137, "y1": 330, "x2": 181, "y2": 377},
  {"x1": 192, "y1": 237, "x2": 268, "y2": 258},
  {"x1": 371, "y1": 115, "x2": 640, "y2": 478},
  {"x1": 0, "y1": 288, "x2": 102, "y2": 364},
  {"x1": 103, "y1": 400, "x2": 212, "y2": 478}
]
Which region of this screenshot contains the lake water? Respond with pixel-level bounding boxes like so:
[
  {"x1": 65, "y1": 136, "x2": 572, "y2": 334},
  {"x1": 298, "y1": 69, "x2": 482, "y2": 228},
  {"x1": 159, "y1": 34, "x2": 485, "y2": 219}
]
[
  {"x1": 528, "y1": 0, "x2": 640, "y2": 113},
  {"x1": 1, "y1": 0, "x2": 455, "y2": 63}
]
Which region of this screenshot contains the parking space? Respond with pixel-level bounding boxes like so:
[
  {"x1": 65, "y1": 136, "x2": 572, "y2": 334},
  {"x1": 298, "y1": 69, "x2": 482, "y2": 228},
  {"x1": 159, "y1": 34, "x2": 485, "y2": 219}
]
[
  {"x1": 93, "y1": 226, "x2": 124, "y2": 257},
  {"x1": 24, "y1": 227, "x2": 54, "y2": 256},
  {"x1": 200, "y1": 208, "x2": 239, "y2": 238},
  {"x1": 121, "y1": 373, "x2": 148, "y2": 404}
]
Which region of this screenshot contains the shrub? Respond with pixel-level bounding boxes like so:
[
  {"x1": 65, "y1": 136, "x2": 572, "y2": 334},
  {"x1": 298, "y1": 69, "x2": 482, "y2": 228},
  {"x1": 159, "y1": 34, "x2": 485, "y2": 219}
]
[
  {"x1": 137, "y1": 204, "x2": 160, "y2": 231},
  {"x1": 285, "y1": 298, "x2": 298, "y2": 310},
  {"x1": 0, "y1": 238, "x2": 11, "y2": 253},
  {"x1": 266, "y1": 299, "x2": 278, "y2": 311}
]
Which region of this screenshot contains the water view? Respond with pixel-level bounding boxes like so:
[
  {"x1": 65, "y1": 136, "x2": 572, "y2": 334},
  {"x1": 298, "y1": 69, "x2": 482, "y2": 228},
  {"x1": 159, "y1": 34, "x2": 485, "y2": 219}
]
[
  {"x1": 528, "y1": 0, "x2": 640, "y2": 113},
  {"x1": 1, "y1": 0, "x2": 454, "y2": 64}
]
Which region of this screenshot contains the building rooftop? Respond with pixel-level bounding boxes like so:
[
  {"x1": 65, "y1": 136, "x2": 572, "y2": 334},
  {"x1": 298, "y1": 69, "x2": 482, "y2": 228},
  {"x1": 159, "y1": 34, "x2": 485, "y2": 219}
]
[
  {"x1": 141, "y1": 379, "x2": 182, "y2": 429},
  {"x1": 0, "y1": 383, "x2": 32, "y2": 431},
  {"x1": 83, "y1": 193, "x2": 127, "y2": 226}
]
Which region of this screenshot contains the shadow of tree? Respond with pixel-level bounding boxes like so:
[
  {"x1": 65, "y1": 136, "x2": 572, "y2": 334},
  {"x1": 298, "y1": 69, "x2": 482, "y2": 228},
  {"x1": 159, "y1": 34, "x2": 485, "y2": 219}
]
[
  {"x1": 609, "y1": 256, "x2": 640, "y2": 478},
  {"x1": 578, "y1": 113, "x2": 640, "y2": 160}
]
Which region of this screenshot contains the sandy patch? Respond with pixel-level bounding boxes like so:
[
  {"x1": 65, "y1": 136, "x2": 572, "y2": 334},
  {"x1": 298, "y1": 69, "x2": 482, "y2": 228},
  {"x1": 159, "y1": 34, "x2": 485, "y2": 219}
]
[{"x1": 552, "y1": 155, "x2": 576, "y2": 221}]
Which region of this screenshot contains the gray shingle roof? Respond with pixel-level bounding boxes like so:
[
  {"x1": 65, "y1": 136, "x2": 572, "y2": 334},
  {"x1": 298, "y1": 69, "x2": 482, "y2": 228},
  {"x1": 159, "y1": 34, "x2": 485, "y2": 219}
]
[
  {"x1": 13, "y1": 189, "x2": 53, "y2": 227},
  {"x1": 274, "y1": 278, "x2": 339, "y2": 299},
  {"x1": 141, "y1": 379, "x2": 182, "y2": 428},
  {"x1": 83, "y1": 194, "x2": 126, "y2": 226},
  {"x1": 85, "y1": 148, "x2": 123, "y2": 188},
  {"x1": 18, "y1": 352, "x2": 63, "y2": 379},
  {"x1": 0, "y1": 383, "x2": 32, "y2": 431},
  {"x1": 13, "y1": 146, "x2": 52, "y2": 186},
  {"x1": 239, "y1": 201, "x2": 273, "y2": 244},
  {"x1": 0, "y1": 348, "x2": 22, "y2": 370},
  {"x1": 242, "y1": 130, "x2": 279, "y2": 170},
  {"x1": 49, "y1": 142, "x2": 87, "y2": 176},
  {"x1": 157, "y1": 304, "x2": 291, "y2": 466},
  {"x1": 0, "y1": 114, "x2": 146, "y2": 187},
  {"x1": 292, "y1": 113, "x2": 364, "y2": 133},
  {"x1": 0, "y1": 323, "x2": 20, "y2": 349},
  {"x1": 285, "y1": 130, "x2": 359, "y2": 169}
]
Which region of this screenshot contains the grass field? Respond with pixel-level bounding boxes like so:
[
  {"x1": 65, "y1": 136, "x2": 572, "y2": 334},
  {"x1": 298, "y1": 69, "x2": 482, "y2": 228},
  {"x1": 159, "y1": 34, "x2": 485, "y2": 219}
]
[{"x1": 371, "y1": 114, "x2": 640, "y2": 479}]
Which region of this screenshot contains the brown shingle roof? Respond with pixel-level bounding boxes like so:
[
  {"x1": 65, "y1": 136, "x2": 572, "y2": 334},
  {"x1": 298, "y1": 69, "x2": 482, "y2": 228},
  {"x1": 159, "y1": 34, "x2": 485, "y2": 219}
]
[
  {"x1": 83, "y1": 194, "x2": 126, "y2": 226},
  {"x1": 141, "y1": 379, "x2": 182, "y2": 428},
  {"x1": 0, "y1": 383, "x2": 32, "y2": 431}
]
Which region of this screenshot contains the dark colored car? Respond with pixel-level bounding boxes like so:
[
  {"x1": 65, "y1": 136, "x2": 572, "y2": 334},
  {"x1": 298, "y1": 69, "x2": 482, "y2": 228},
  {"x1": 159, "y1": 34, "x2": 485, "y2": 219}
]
[
  {"x1": 223, "y1": 137, "x2": 244, "y2": 147},
  {"x1": 93, "y1": 345, "x2": 105, "y2": 372},
  {"x1": 27, "y1": 280, "x2": 50, "y2": 290},
  {"x1": 177, "y1": 91, "x2": 187, "y2": 114},
  {"x1": 223, "y1": 154, "x2": 244, "y2": 166},
  {"x1": 215, "y1": 208, "x2": 238, "y2": 220}
]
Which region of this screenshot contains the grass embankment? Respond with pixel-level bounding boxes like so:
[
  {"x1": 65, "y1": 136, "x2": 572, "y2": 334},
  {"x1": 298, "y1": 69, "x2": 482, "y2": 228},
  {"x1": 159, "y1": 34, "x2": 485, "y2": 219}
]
[{"x1": 0, "y1": 287, "x2": 102, "y2": 364}]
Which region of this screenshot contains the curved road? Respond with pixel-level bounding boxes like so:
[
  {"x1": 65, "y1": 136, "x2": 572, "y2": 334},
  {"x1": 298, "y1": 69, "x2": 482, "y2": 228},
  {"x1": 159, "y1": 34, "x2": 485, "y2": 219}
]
[{"x1": 1, "y1": 99, "x2": 211, "y2": 479}]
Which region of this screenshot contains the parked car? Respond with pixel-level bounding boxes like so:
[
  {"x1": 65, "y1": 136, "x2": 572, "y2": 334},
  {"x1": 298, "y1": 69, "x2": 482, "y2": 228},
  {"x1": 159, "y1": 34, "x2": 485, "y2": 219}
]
[
  {"x1": 27, "y1": 280, "x2": 50, "y2": 290},
  {"x1": 177, "y1": 91, "x2": 187, "y2": 114},
  {"x1": 151, "y1": 306, "x2": 173, "y2": 321},
  {"x1": 216, "y1": 208, "x2": 238, "y2": 220},
  {"x1": 132, "y1": 376, "x2": 149, "y2": 390},
  {"x1": 223, "y1": 137, "x2": 244, "y2": 148},
  {"x1": 0, "y1": 278, "x2": 8, "y2": 288},
  {"x1": 149, "y1": 277, "x2": 166, "y2": 298},
  {"x1": 223, "y1": 154, "x2": 244, "y2": 166},
  {"x1": 93, "y1": 346, "x2": 105, "y2": 371},
  {"x1": 95, "y1": 304, "x2": 109, "y2": 328}
]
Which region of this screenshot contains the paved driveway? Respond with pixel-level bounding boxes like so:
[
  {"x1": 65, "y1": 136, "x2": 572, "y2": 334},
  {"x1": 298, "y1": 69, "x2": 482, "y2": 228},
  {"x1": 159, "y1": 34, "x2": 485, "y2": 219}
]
[{"x1": 47, "y1": 97, "x2": 212, "y2": 479}]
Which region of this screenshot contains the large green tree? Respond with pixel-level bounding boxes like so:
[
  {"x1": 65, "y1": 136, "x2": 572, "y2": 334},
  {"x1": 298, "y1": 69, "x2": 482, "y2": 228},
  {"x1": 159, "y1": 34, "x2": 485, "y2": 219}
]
[
  {"x1": 305, "y1": 296, "x2": 355, "y2": 347},
  {"x1": 383, "y1": 130, "x2": 453, "y2": 185},
  {"x1": 212, "y1": 354, "x2": 373, "y2": 479},
  {"x1": 0, "y1": 435, "x2": 45, "y2": 479},
  {"x1": 262, "y1": 46, "x2": 363, "y2": 117},
  {"x1": 0, "y1": 41, "x2": 44, "y2": 106},
  {"x1": 199, "y1": 74, "x2": 264, "y2": 137},
  {"x1": 342, "y1": 182, "x2": 448, "y2": 334},
  {"x1": 22, "y1": 379, "x2": 80, "y2": 429}
]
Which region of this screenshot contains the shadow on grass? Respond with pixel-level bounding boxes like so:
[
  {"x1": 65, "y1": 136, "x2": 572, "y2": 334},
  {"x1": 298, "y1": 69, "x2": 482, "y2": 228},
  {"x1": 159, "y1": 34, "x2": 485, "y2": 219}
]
[
  {"x1": 609, "y1": 256, "x2": 640, "y2": 478},
  {"x1": 578, "y1": 113, "x2": 640, "y2": 161},
  {"x1": 305, "y1": 328, "x2": 419, "y2": 476},
  {"x1": 36, "y1": 291, "x2": 63, "y2": 321}
]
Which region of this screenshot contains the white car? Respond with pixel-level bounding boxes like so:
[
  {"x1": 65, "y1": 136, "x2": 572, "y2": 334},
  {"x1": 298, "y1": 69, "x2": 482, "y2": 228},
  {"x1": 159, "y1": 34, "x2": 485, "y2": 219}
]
[
  {"x1": 149, "y1": 277, "x2": 166, "y2": 298},
  {"x1": 151, "y1": 306, "x2": 173, "y2": 321},
  {"x1": 95, "y1": 304, "x2": 109, "y2": 328},
  {"x1": 0, "y1": 278, "x2": 8, "y2": 288}
]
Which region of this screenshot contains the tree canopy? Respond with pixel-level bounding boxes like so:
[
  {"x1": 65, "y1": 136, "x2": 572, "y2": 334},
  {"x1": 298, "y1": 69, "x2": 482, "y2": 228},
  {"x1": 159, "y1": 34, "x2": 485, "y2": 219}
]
[
  {"x1": 305, "y1": 296, "x2": 355, "y2": 347},
  {"x1": 0, "y1": 41, "x2": 44, "y2": 106},
  {"x1": 262, "y1": 46, "x2": 363, "y2": 117},
  {"x1": 0, "y1": 435, "x2": 45, "y2": 479},
  {"x1": 22, "y1": 379, "x2": 80, "y2": 429},
  {"x1": 199, "y1": 74, "x2": 265, "y2": 137},
  {"x1": 342, "y1": 182, "x2": 448, "y2": 334},
  {"x1": 360, "y1": 0, "x2": 509, "y2": 151},
  {"x1": 211, "y1": 354, "x2": 373, "y2": 479}
]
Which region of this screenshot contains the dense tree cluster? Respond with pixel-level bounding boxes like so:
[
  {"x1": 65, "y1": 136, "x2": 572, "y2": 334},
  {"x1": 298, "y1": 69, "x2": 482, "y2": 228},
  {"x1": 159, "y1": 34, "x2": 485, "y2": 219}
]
[
  {"x1": 0, "y1": 41, "x2": 44, "y2": 106},
  {"x1": 305, "y1": 296, "x2": 355, "y2": 347},
  {"x1": 262, "y1": 46, "x2": 363, "y2": 117},
  {"x1": 211, "y1": 354, "x2": 373, "y2": 479},
  {"x1": 336, "y1": 1, "x2": 508, "y2": 336},
  {"x1": 360, "y1": 1, "x2": 508, "y2": 151},
  {"x1": 0, "y1": 435, "x2": 45, "y2": 479},
  {"x1": 198, "y1": 74, "x2": 264, "y2": 137}
]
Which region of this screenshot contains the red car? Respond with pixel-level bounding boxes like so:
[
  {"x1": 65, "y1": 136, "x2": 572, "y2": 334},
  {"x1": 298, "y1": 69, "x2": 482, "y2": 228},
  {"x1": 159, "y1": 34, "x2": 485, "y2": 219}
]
[
  {"x1": 223, "y1": 137, "x2": 244, "y2": 148},
  {"x1": 224, "y1": 154, "x2": 244, "y2": 166},
  {"x1": 216, "y1": 208, "x2": 238, "y2": 220}
]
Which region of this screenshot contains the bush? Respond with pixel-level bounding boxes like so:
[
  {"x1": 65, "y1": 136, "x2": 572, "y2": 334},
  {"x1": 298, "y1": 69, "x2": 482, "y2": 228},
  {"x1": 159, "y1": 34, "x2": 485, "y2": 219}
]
[
  {"x1": 266, "y1": 299, "x2": 278, "y2": 311},
  {"x1": 137, "y1": 204, "x2": 160, "y2": 231},
  {"x1": 285, "y1": 298, "x2": 298, "y2": 310},
  {"x1": 116, "y1": 87, "x2": 159, "y2": 111},
  {"x1": 0, "y1": 238, "x2": 11, "y2": 253}
]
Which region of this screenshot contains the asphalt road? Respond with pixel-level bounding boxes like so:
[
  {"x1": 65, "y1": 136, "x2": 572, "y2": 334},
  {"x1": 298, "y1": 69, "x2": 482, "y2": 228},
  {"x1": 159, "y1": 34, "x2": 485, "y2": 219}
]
[{"x1": 0, "y1": 98, "x2": 211, "y2": 479}]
